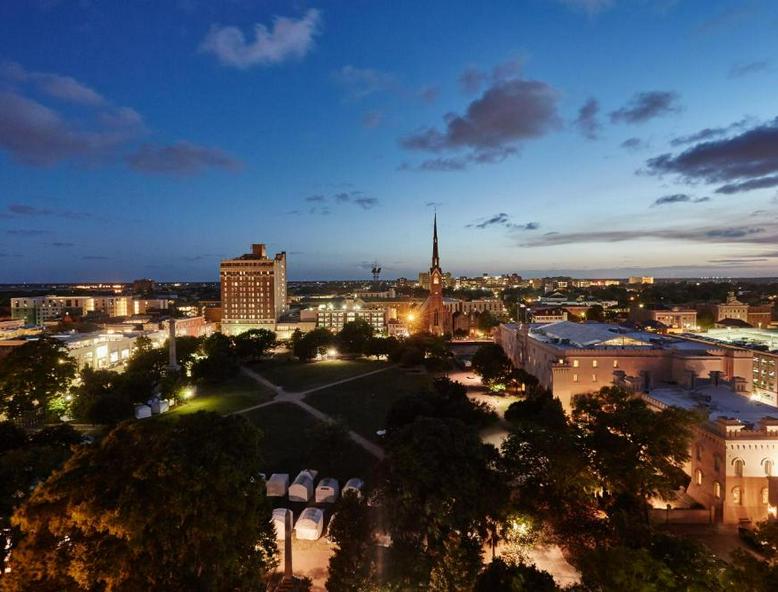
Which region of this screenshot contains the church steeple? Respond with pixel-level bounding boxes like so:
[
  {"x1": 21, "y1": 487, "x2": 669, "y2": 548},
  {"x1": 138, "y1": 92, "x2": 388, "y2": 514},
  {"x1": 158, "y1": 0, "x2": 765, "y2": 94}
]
[{"x1": 431, "y1": 213, "x2": 440, "y2": 271}]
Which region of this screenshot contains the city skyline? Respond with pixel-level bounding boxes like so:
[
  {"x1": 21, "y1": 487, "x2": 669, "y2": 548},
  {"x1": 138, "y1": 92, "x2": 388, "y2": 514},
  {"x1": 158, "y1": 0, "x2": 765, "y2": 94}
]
[{"x1": 2, "y1": 1, "x2": 778, "y2": 282}]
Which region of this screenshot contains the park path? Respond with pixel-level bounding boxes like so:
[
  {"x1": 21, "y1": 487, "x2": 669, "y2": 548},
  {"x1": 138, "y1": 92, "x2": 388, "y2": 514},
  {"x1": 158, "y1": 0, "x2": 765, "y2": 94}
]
[{"x1": 233, "y1": 364, "x2": 393, "y2": 460}]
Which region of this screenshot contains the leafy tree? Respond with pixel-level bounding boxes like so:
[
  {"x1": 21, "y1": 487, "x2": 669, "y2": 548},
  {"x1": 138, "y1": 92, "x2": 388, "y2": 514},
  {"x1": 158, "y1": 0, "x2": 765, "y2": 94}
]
[
  {"x1": 647, "y1": 532, "x2": 728, "y2": 592},
  {"x1": 326, "y1": 492, "x2": 378, "y2": 592},
  {"x1": 586, "y1": 304, "x2": 605, "y2": 322},
  {"x1": 477, "y1": 310, "x2": 501, "y2": 332},
  {"x1": 0, "y1": 338, "x2": 76, "y2": 421},
  {"x1": 723, "y1": 548, "x2": 778, "y2": 592},
  {"x1": 3, "y1": 412, "x2": 277, "y2": 591},
  {"x1": 381, "y1": 417, "x2": 504, "y2": 588},
  {"x1": 293, "y1": 328, "x2": 334, "y2": 361},
  {"x1": 573, "y1": 386, "x2": 698, "y2": 528},
  {"x1": 475, "y1": 559, "x2": 559, "y2": 592},
  {"x1": 575, "y1": 546, "x2": 677, "y2": 592},
  {"x1": 471, "y1": 343, "x2": 513, "y2": 388},
  {"x1": 233, "y1": 329, "x2": 276, "y2": 362},
  {"x1": 172, "y1": 335, "x2": 203, "y2": 367},
  {"x1": 365, "y1": 336, "x2": 397, "y2": 359},
  {"x1": 304, "y1": 420, "x2": 358, "y2": 477},
  {"x1": 428, "y1": 533, "x2": 482, "y2": 592},
  {"x1": 192, "y1": 332, "x2": 239, "y2": 382},
  {"x1": 337, "y1": 319, "x2": 374, "y2": 355}
]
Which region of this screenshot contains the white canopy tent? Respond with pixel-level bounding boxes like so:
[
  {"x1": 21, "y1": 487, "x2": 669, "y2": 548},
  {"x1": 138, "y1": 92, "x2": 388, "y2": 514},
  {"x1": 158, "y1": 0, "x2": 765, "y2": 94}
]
[
  {"x1": 342, "y1": 478, "x2": 364, "y2": 498},
  {"x1": 315, "y1": 478, "x2": 340, "y2": 503},
  {"x1": 272, "y1": 508, "x2": 292, "y2": 540},
  {"x1": 294, "y1": 507, "x2": 324, "y2": 541},
  {"x1": 266, "y1": 473, "x2": 289, "y2": 497},
  {"x1": 134, "y1": 404, "x2": 152, "y2": 419},
  {"x1": 288, "y1": 469, "x2": 318, "y2": 502}
]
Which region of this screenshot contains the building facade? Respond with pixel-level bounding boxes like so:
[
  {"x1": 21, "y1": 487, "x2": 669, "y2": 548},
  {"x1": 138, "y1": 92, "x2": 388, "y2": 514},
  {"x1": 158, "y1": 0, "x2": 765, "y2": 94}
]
[
  {"x1": 10, "y1": 296, "x2": 168, "y2": 324},
  {"x1": 716, "y1": 292, "x2": 750, "y2": 323},
  {"x1": 220, "y1": 243, "x2": 287, "y2": 336},
  {"x1": 417, "y1": 215, "x2": 452, "y2": 336}
]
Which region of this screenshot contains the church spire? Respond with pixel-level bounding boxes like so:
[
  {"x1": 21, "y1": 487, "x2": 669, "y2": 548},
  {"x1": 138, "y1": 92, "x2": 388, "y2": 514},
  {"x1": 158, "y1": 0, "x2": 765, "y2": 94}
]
[{"x1": 432, "y1": 213, "x2": 440, "y2": 270}]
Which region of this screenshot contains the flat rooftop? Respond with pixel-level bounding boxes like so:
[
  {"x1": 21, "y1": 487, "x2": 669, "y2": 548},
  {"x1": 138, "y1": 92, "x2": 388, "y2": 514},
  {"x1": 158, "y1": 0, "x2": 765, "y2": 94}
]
[
  {"x1": 649, "y1": 383, "x2": 778, "y2": 424},
  {"x1": 691, "y1": 328, "x2": 778, "y2": 353},
  {"x1": 528, "y1": 321, "x2": 671, "y2": 349}
]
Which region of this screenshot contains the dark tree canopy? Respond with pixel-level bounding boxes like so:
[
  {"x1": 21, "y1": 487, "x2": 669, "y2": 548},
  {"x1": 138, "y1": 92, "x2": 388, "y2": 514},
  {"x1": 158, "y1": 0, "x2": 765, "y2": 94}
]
[
  {"x1": 293, "y1": 327, "x2": 335, "y2": 361},
  {"x1": 471, "y1": 343, "x2": 513, "y2": 387},
  {"x1": 3, "y1": 413, "x2": 277, "y2": 592},
  {"x1": 326, "y1": 492, "x2": 378, "y2": 592},
  {"x1": 337, "y1": 319, "x2": 374, "y2": 355},
  {"x1": 474, "y1": 558, "x2": 559, "y2": 592},
  {"x1": 233, "y1": 329, "x2": 276, "y2": 362}
]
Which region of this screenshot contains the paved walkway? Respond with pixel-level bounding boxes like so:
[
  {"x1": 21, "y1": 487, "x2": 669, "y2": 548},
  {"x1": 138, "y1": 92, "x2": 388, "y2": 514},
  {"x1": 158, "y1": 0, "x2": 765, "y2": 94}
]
[{"x1": 234, "y1": 364, "x2": 392, "y2": 459}]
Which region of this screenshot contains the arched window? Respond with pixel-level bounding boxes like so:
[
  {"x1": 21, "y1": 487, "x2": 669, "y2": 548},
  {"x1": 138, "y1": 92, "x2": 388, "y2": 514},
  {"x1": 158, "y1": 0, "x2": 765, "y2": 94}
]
[
  {"x1": 713, "y1": 481, "x2": 721, "y2": 499},
  {"x1": 694, "y1": 468, "x2": 703, "y2": 486},
  {"x1": 732, "y1": 487, "x2": 742, "y2": 505},
  {"x1": 763, "y1": 487, "x2": 770, "y2": 505},
  {"x1": 695, "y1": 445, "x2": 702, "y2": 461},
  {"x1": 733, "y1": 458, "x2": 745, "y2": 477},
  {"x1": 764, "y1": 459, "x2": 773, "y2": 477}
]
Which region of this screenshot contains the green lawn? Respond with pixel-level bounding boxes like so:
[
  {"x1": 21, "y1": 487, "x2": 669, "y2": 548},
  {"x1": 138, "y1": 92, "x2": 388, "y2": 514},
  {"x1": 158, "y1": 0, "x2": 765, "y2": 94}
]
[
  {"x1": 170, "y1": 373, "x2": 275, "y2": 416},
  {"x1": 304, "y1": 367, "x2": 433, "y2": 441},
  {"x1": 249, "y1": 357, "x2": 388, "y2": 392},
  {"x1": 244, "y1": 402, "x2": 378, "y2": 482}
]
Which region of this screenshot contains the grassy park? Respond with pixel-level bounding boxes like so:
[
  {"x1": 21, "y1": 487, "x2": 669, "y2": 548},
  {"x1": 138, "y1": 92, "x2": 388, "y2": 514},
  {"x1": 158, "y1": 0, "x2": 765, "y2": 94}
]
[
  {"x1": 170, "y1": 373, "x2": 275, "y2": 416},
  {"x1": 249, "y1": 357, "x2": 388, "y2": 391},
  {"x1": 304, "y1": 367, "x2": 433, "y2": 441},
  {"x1": 244, "y1": 402, "x2": 378, "y2": 482}
]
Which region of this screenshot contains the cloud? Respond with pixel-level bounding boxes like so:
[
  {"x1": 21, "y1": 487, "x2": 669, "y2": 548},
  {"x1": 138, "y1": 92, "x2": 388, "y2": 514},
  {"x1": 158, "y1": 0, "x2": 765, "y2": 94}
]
[
  {"x1": 0, "y1": 91, "x2": 141, "y2": 166},
  {"x1": 418, "y1": 86, "x2": 440, "y2": 104},
  {"x1": 126, "y1": 141, "x2": 242, "y2": 174},
  {"x1": 467, "y1": 212, "x2": 539, "y2": 231},
  {"x1": 574, "y1": 98, "x2": 600, "y2": 140},
  {"x1": 361, "y1": 110, "x2": 383, "y2": 129},
  {"x1": 715, "y1": 175, "x2": 778, "y2": 195},
  {"x1": 669, "y1": 118, "x2": 751, "y2": 146},
  {"x1": 646, "y1": 117, "x2": 778, "y2": 193},
  {"x1": 728, "y1": 60, "x2": 770, "y2": 78},
  {"x1": 558, "y1": 0, "x2": 614, "y2": 15},
  {"x1": 709, "y1": 258, "x2": 769, "y2": 264},
  {"x1": 200, "y1": 9, "x2": 321, "y2": 69},
  {"x1": 459, "y1": 67, "x2": 485, "y2": 94},
  {"x1": 520, "y1": 222, "x2": 773, "y2": 247},
  {"x1": 2, "y1": 61, "x2": 105, "y2": 106},
  {"x1": 425, "y1": 201, "x2": 444, "y2": 208},
  {"x1": 651, "y1": 194, "x2": 710, "y2": 207},
  {"x1": 353, "y1": 197, "x2": 379, "y2": 209},
  {"x1": 610, "y1": 91, "x2": 681, "y2": 124},
  {"x1": 334, "y1": 193, "x2": 351, "y2": 203},
  {"x1": 696, "y1": 5, "x2": 757, "y2": 34},
  {"x1": 400, "y1": 78, "x2": 559, "y2": 169},
  {"x1": 621, "y1": 137, "x2": 646, "y2": 150},
  {"x1": 5, "y1": 229, "x2": 52, "y2": 236},
  {"x1": 457, "y1": 58, "x2": 524, "y2": 96},
  {"x1": 6, "y1": 203, "x2": 91, "y2": 219},
  {"x1": 51, "y1": 241, "x2": 75, "y2": 247},
  {"x1": 333, "y1": 65, "x2": 396, "y2": 100},
  {"x1": 305, "y1": 194, "x2": 326, "y2": 202},
  {"x1": 308, "y1": 206, "x2": 331, "y2": 216}
]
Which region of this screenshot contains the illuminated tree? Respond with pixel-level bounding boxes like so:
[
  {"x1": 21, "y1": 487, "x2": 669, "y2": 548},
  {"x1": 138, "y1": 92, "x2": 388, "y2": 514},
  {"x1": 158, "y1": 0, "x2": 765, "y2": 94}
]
[
  {"x1": 233, "y1": 329, "x2": 276, "y2": 362},
  {"x1": 337, "y1": 319, "x2": 374, "y2": 355},
  {"x1": 0, "y1": 338, "x2": 76, "y2": 421},
  {"x1": 3, "y1": 413, "x2": 277, "y2": 591}
]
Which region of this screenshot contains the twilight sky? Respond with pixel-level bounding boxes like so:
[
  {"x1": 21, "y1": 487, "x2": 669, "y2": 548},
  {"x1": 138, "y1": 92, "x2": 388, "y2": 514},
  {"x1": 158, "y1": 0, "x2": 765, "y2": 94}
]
[{"x1": 1, "y1": 0, "x2": 778, "y2": 282}]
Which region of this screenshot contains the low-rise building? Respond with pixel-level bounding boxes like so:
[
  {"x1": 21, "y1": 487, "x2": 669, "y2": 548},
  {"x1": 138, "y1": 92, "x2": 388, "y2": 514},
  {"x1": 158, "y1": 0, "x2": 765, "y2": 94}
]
[
  {"x1": 716, "y1": 292, "x2": 750, "y2": 323},
  {"x1": 10, "y1": 295, "x2": 169, "y2": 324},
  {"x1": 645, "y1": 307, "x2": 698, "y2": 332}
]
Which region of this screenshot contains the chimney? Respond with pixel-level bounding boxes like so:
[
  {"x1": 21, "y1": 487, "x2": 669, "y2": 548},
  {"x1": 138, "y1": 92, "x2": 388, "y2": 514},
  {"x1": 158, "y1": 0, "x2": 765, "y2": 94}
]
[{"x1": 251, "y1": 244, "x2": 267, "y2": 258}]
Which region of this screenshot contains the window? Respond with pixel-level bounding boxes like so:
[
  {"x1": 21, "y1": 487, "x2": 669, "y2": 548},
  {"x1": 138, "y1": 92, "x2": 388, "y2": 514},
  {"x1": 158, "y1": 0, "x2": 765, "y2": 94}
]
[
  {"x1": 713, "y1": 481, "x2": 721, "y2": 499},
  {"x1": 573, "y1": 360, "x2": 579, "y2": 368},
  {"x1": 695, "y1": 445, "x2": 702, "y2": 461},
  {"x1": 763, "y1": 487, "x2": 770, "y2": 505},
  {"x1": 734, "y1": 459, "x2": 745, "y2": 477},
  {"x1": 592, "y1": 374, "x2": 597, "y2": 382},
  {"x1": 592, "y1": 360, "x2": 598, "y2": 368},
  {"x1": 613, "y1": 360, "x2": 618, "y2": 368},
  {"x1": 732, "y1": 487, "x2": 742, "y2": 505},
  {"x1": 765, "y1": 459, "x2": 773, "y2": 477},
  {"x1": 714, "y1": 454, "x2": 721, "y2": 472},
  {"x1": 573, "y1": 374, "x2": 579, "y2": 383},
  {"x1": 694, "y1": 468, "x2": 703, "y2": 486}
]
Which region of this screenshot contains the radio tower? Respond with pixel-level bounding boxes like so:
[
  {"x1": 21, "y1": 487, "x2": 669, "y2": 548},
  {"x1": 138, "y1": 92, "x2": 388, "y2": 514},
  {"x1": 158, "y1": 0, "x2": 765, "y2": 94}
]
[{"x1": 371, "y1": 262, "x2": 381, "y2": 282}]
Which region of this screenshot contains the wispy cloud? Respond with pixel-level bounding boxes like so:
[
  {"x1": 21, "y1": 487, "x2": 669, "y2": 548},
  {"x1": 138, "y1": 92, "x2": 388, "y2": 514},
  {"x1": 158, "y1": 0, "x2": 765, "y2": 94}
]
[
  {"x1": 610, "y1": 91, "x2": 681, "y2": 124},
  {"x1": 574, "y1": 98, "x2": 600, "y2": 140},
  {"x1": 126, "y1": 141, "x2": 242, "y2": 175},
  {"x1": 728, "y1": 60, "x2": 770, "y2": 78},
  {"x1": 467, "y1": 212, "x2": 539, "y2": 231},
  {"x1": 200, "y1": 9, "x2": 321, "y2": 69},
  {"x1": 651, "y1": 194, "x2": 710, "y2": 207},
  {"x1": 5, "y1": 203, "x2": 91, "y2": 219}
]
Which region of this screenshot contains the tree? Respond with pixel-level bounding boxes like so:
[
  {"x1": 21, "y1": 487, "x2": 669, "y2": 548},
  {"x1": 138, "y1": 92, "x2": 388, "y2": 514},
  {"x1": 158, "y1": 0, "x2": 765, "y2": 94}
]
[
  {"x1": 572, "y1": 386, "x2": 698, "y2": 529},
  {"x1": 576, "y1": 546, "x2": 677, "y2": 592},
  {"x1": 477, "y1": 310, "x2": 500, "y2": 333},
  {"x1": 381, "y1": 417, "x2": 504, "y2": 588},
  {"x1": 293, "y1": 328, "x2": 334, "y2": 362},
  {"x1": 586, "y1": 304, "x2": 605, "y2": 322},
  {"x1": 475, "y1": 559, "x2": 559, "y2": 592},
  {"x1": 233, "y1": 329, "x2": 276, "y2": 362},
  {"x1": 428, "y1": 533, "x2": 482, "y2": 592},
  {"x1": 192, "y1": 333, "x2": 239, "y2": 382},
  {"x1": 3, "y1": 412, "x2": 277, "y2": 591},
  {"x1": 366, "y1": 336, "x2": 397, "y2": 359},
  {"x1": 0, "y1": 338, "x2": 76, "y2": 421},
  {"x1": 337, "y1": 319, "x2": 374, "y2": 355},
  {"x1": 326, "y1": 492, "x2": 378, "y2": 592},
  {"x1": 471, "y1": 343, "x2": 513, "y2": 388}
]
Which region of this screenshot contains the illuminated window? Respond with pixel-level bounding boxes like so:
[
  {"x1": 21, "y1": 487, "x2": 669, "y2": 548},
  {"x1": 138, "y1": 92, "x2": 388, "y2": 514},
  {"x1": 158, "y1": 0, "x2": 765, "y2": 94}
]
[
  {"x1": 765, "y1": 459, "x2": 773, "y2": 477},
  {"x1": 694, "y1": 468, "x2": 703, "y2": 486},
  {"x1": 592, "y1": 360, "x2": 598, "y2": 368},
  {"x1": 713, "y1": 481, "x2": 721, "y2": 499},
  {"x1": 734, "y1": 459, "x2": 745, "y2": 477},
  {"x1": 732, "y1": 487, "x2": 742, "y2": 505},
  {"x1": 573, "y1": 374, "x2": 579, "y2": 383},
  {"x1": 613, "y1": 360, "x2": 618, "y2": 368},
  {"x1": 592, "y1": 374, "x2": 597, "y2": 382},
  {"x1": 573, "y1": 360, "x2": 579, "y2": 368}
]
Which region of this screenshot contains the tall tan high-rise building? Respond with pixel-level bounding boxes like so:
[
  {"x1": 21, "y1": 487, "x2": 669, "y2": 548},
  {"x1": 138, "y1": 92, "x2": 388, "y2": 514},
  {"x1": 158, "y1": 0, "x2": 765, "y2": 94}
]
[{"x1": 220, "y1": 244, "x2": 287, "y2": 336}]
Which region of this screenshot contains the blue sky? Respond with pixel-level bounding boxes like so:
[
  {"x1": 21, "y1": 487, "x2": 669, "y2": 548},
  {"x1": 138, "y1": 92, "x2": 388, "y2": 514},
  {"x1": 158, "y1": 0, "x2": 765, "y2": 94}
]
[{"x1": 1, "y1": 0, "x2": 778, "y2": 281}]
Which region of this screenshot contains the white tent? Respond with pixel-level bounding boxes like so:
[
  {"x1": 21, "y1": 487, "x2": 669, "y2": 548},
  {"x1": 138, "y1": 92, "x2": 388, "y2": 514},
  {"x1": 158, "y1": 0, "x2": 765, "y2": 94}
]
[
  {"x1": 272, "y1": 508, "x2": 292, "y2": 540},
  {"x1": 288, "y1": 469, "x2": 318, "y2": 502},
  {"x1": 134, "y1": 404, "x2": 152, "y2": 419},
  {"x1": 315, "y1": 478, "x2": 340, "y2": 503},
  {"x1": 151, "y1": 399, "x2": 169, "y2": 414},
  {"x1": 294, "y1": 507, "x2": 324, "y2": 541},
  {"x1": 266, "y1": 473, "x2": 289, "y2": 497},
  {"x1": 342, "y1": 478, "x2": 364, "y2": 498}
]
